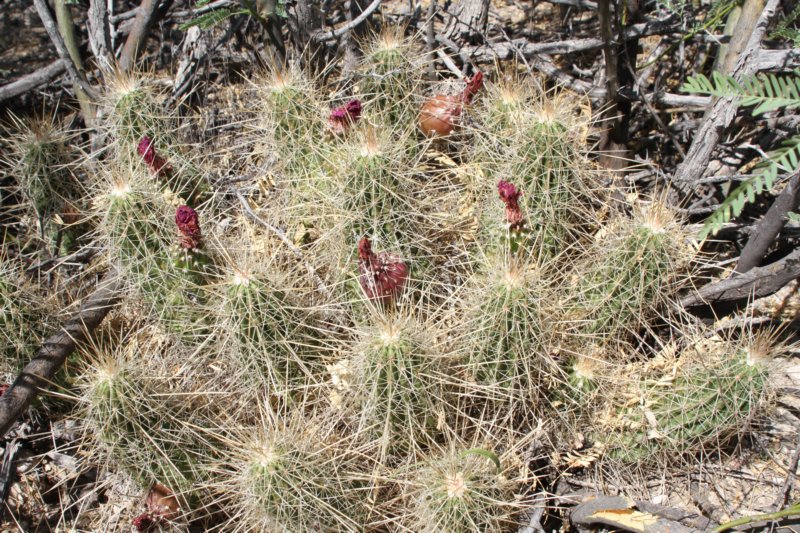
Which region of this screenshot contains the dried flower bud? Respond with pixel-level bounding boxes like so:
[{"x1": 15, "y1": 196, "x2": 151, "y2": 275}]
[
  {"x1": 497, "y1": 179, "x2": 524, "y2": 229},
  {"x1": 175, "y1": 205, "x2": 202, "y2": 250},
  {"x1": 358, "y1": 237, "x2": 408, "y2": 304},
  {"x1": 327, "y1": 99, "x2": 363, "y2": 135},
  {"x1": 137, "y1": 136, "x2": 172, "y2": 178},
  {"x1": 420, "y1": 73, "x2": 483, "y2": 137}
]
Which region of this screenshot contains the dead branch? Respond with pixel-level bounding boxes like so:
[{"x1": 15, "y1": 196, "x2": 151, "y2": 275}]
[
  {"x1": 0, "y1": 60, "x2": 67, "y2": 103},
  {"x1": 526, "y1": 54, "x2": 711, "y2": 108},
  {"x1": 32, "y1": 0, "x2": 98, "y2": 101},
  {"x1": 312, "y1": 0, "x2": 381, "y2": 42},
  {"x1": 570, "y1": 496, "x2": 712, "y2": 533},
  {"x1": 462, "y1": 18, "x2": 676, "y2": 61},
  {"x1": 119, "y1": 0, "x2": 169, "y2": 71},
  {"x1": 756, "y1": 49, "x2": 800, "y2": 72},
  {"x1": 570, "y1": 495, "x2": 703, "y2": 533},
  {"x1": 719, "y1": 0, "x2": 765, "y2": 74},
  {"x1": 0, "y1": 273, "x2": 123, "y2": 439},
  {"x1": 671, "y1": 0, "x2": 779, "y2": 194},
  {"x1": 736, "y1": 170, "x2": 800, "y2": 273},
  {"x1": 681, "y1": 246, "x2": 800, "y2": 308},
  {"x1": 172, "y1": 25, "x2": 209, "y2": 100},
  {"x1": 442, "y1": 0, "x2": 490, "y2": 44}
]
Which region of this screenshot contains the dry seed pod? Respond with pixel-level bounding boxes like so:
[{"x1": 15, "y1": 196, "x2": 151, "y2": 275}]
[
  {"x1": 419, "y1": 72, "x2": 483, "y2": 137},
  {"x1": 146, "y1": 482, "x2": 181, "y2": 521}
]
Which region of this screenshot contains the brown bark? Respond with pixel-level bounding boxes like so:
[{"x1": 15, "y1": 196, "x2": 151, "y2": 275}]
[{"x1": 444, "y1": 0, "x2": 490, "y2": 44}]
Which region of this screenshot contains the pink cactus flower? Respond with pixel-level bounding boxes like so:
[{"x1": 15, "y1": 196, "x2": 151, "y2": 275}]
[
  {"x1": 327, "y1": 99, "x2": 363, "y2": 135},
  {"x1": 358, "y1": 237, "x2": 408, "y2": 304},
  {"x1": 137, "y1": 136, "x2": 172, "y2": 178},
  {"x1": 175, "y1": 205, "x2": 202, "y2": 250},
  {"x1": 497, "y1": 179, "x2": 524, "y2": 229}
]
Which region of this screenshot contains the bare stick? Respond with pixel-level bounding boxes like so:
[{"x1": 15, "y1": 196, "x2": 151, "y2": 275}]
[
  {"x1": 0, "y1": 274, "x2": 123, "y2": 438},
  {"x1": 312, "y1": 0, "x2": 382, "y2": 42},
  {"x1": 234, "y1": 189, "x2": 331, "y2": 299},
  {"x1": 32, "y1": 0, "x2": 98, "y2": 101},
  {"x1": 0, "y1": 60, "x2": 66, "y2": 103},
  {"x1": 681, "y1": 246, "x2": 800, "y2": 308},
  {"x1": 119, "y1": 0, "x2": 166, "y2": 71},
  {"x1": 87, "y1": 0, "x2": 114, "y2": 72},
  {"x1": 571, "y1": 495, "x2": 696, "y2": 533},
  {"x1": 436, "y1": 49, "x2": 465, "y2": 77},
  {"x1": 425, "y1": 0, "x2": 436, "y2": 80},
  {"x1": 736, "y1": 170, "x2": 800, "y2": 273}
]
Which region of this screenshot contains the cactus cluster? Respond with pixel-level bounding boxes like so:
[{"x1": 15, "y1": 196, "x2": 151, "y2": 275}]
[
  {"x1": 597, "y1": 336, "x2": 771, "y2": 464},
  {"x1": 2, "y1": 33, "x2": 782, "y2": 531}
]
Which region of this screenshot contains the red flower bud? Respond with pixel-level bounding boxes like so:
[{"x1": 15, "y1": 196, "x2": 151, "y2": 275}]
[
  {"x1": 137, "y1": 136, "x2": 172, "y2": 178},
  {"x1": 327, "y1": 99, "x2": 363, "y2": 135},
  {"x1": 462, "y1": 71, "x2": 484, "y2": 104},
  {"x1": 497, "y1": 179, "x2": 524, "y2": 229},
  {"x1": 358, "y1": 237, "x2": 408, "y2": 304},
  {"x1": 133, "y1": 512, "x2": 159, "y2": 532},
  {"x1": 175, "y1": 205, "x2": 202, "y2": 250}
]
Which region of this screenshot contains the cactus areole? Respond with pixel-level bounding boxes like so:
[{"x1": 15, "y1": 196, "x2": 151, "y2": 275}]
[
  {"x1": 419, "y1": 71, "x2": 484, "y2": 137},
  {"x1": 358, "y1": 237, "x2": 408, "y2": 303}
]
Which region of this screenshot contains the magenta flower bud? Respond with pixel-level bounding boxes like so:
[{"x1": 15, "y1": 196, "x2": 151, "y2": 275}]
[
  {"x1": 358, "y1": 237, "x2": 408, "y2": 304},
  {"x1": 327, "y1": 99, "x2": 363, "y2": 135},
  {"x1": 175, "y1": 205, "x2": 202, "y2": 250},
  {"x1": 497, "y1": 179, "x2": 524, "y2": 229},
  {"x1": 345, "y1": 99, "x2": 362, "y2": 120},
  {"x1": 137, "y1": 136, "x2": 172, "y2": 178}
]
